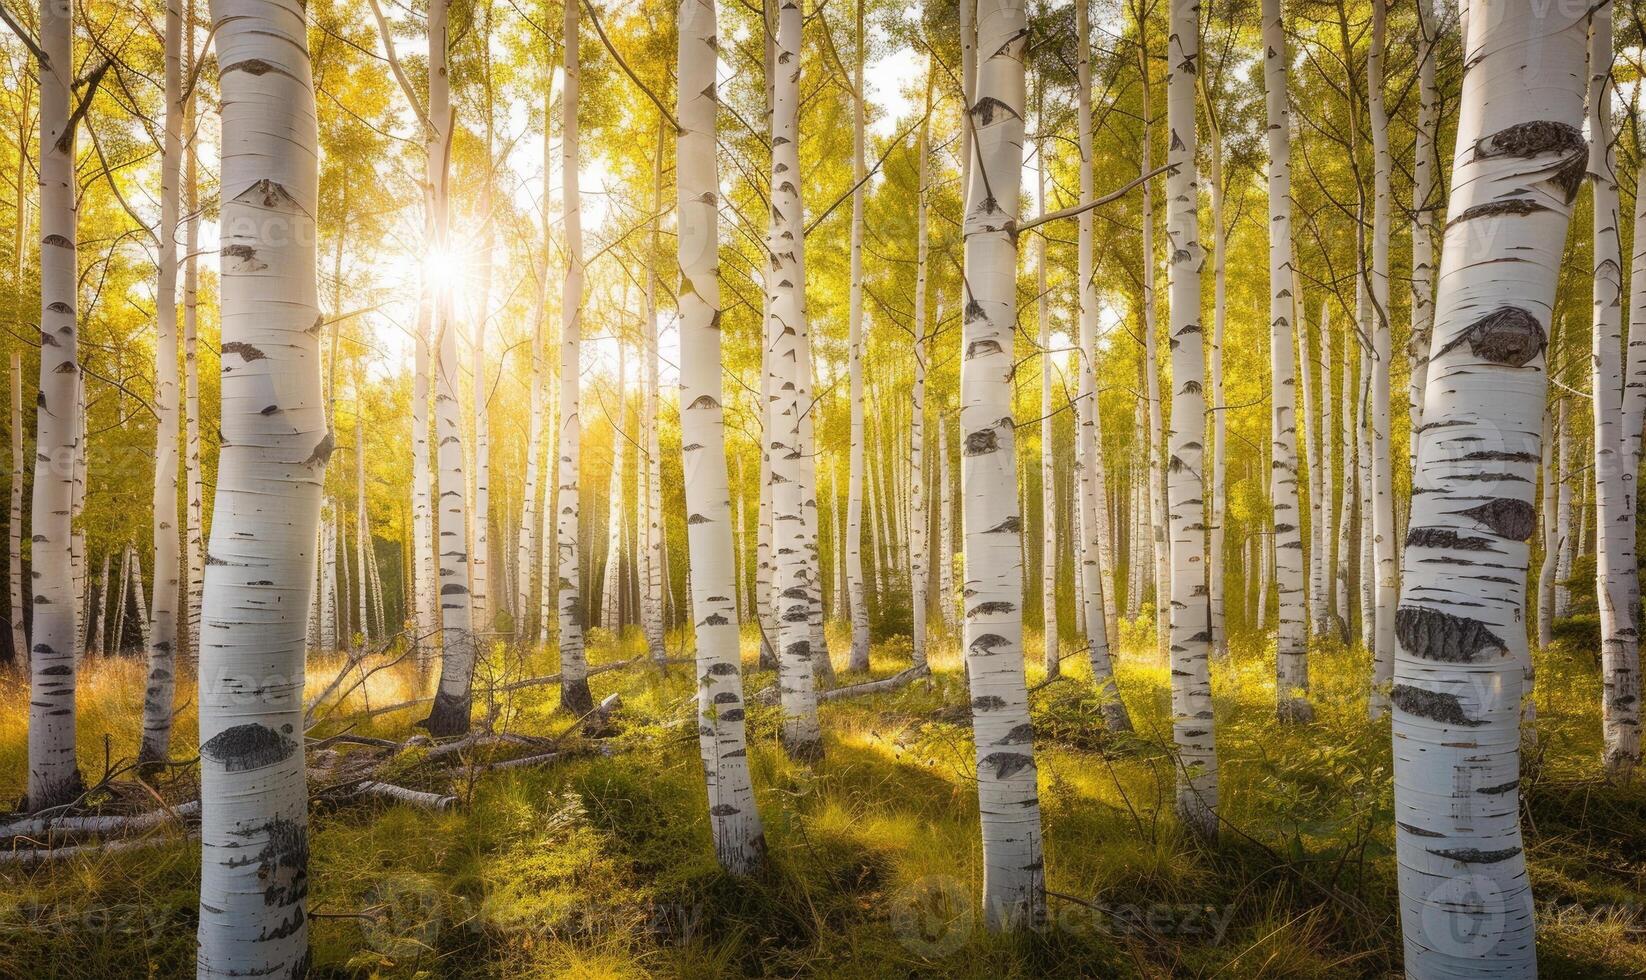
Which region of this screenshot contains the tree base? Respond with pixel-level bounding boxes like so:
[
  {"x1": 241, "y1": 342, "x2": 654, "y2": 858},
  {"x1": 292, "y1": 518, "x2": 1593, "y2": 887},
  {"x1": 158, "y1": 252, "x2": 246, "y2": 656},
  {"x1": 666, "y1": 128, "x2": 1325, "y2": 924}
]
[
  {"x1": 418, "y1": 691, "x2": 473, "y2": 738},
  {"x1": 780, "y1": 733, "x2": 824, "y2": 764},
  {"x1": 1277, "y1": 697, "x2": 1316, "y2": 725},
  {"x1": 23, "y1": 769, "x2": 85, "y2": 814},
  {"x1": 561, "y1": 677, "x2": 594, "y2": 715},
  {"x1": 1102, "y1": 701, "x2": 1134, "y2": 733}
]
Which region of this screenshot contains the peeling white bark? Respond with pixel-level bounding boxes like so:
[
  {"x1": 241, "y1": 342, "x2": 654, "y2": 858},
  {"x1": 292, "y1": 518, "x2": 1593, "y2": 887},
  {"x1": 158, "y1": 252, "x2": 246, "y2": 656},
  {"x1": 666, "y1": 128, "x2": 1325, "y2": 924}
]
[
  {"x1": 196, "y1": 0, "x2": 323, "y2": 972},
  {"x1": 1393, "y1": 2, "x2": 1587, "y2": 971}
]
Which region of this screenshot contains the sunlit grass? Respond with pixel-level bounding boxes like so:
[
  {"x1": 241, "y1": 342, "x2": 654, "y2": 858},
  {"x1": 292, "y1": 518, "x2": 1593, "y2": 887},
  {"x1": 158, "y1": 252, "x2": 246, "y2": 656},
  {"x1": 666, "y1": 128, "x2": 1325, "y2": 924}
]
[{"x1": 0, "y1": 619, "x2": 1639, "y2": 977}]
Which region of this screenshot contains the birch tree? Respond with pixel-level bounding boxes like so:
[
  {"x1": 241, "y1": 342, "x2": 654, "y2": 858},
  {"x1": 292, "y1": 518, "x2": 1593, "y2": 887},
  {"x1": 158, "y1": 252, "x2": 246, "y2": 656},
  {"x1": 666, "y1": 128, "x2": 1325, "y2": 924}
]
[
  {"x1": 1367, "y1": 0, "x2": 1396, "y2": 716},
  {"x1": 25, "y1": 0, "x2": 85, "y2": 810},
  {"x1": 1392, "y1": 1, "x2": 1587, "y2": 970},
  {"x1": 1586, "y1": 5, "x2": 1637, "y2": 777},
  {"x1": 845, "y1": 0, "x2": 870, "y2": 671},
  {"x1": 908, "y1": 62, "x2": 931, "y2": 670},
  {"x1": 140, "y1": 0, "x2": 186, "y2": 769},
  {"x1": 8, "y1": 351, "x2": 21, "y2": 665},
  {"x1": 961, "y1": 0, "x2": 1043, "y2": 928},
  {"x1": 558, "y1": 0, "x2": 593, "y2": 714},
  {"x1": 678, "y1": 0, "x2": 766, "y2": 870},
  {"x1": 195, "y1": 0, "x2": 323, "y2": 971},
  {"x1": 768, "y1": 0, "x2": 822, "y2": 758},
  {"x1": 1165, "y1": 0, "x2": 1219, "y2": 834},
  {"x1": 1076, "y1": 0, "x2": 1126, "y2": 729}
]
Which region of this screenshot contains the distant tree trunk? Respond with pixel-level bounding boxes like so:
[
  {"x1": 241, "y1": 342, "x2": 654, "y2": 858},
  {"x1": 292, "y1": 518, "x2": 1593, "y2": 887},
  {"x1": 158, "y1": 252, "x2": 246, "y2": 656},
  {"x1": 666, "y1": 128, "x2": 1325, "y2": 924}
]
[
  {"x1": 1076, "y1": 0, "x2": 1127, "y2": 728},
  {"x1": 1587, "y1": 5, "x2": 1638, "y2": 777},
  {"x1": 8, "y1": 352, "x2": 21, "y2": 665},
  {"x1": 139, "y1": 0, "x2": 184, "y2": 768},
  {"x1": 1299, "y1": 298, "x2": 1326, "y2": 640},
  {"x1": 1336, "y1": 324, "x2": 1354, "y2": 634},
  {"x1": 768, "y1": 0, "x2": 822, "y2": 757},
  {"x1": 195, "y1": 0, "x2": 322, "y2": 970},
  {"x1": 938, "y1": 414, "x2": 955, "y2": 628},
  {"x1": 1538, "y1": 407, "x2": 1558, "y2": 648},
  {"x1": 845, "y1": 0, "x2": 870, "y2": 672},
  {"x1": 90, "y1": 551, "x2": 108, "y2": 657},
  {"x1": 1357, "y1": 320, "x2": 1374, "y2": 651},
  {"x1": 602, "y1": 340, "x2": 626, "y2": 629},
  {"x1": 556, "y1": 0, "x2": 592, "y2": 714},
  {"x1": 643, "y1": 126, "x2": 666, "y2": 663},
  {"x1": 1367, "y1": 0, "x2": 1397, "y2": 717},
  {"x1": 1393, "y1": 1, "x2": 1585, "y2": 969},
  {"x1": 470, "y1": 250, "x2": 491, "y2": 636},
  {"x1": 677, "y1": 0, "x2": 767, "y2": 868},
  {"x1": 1408, "y1": 0, "x2": 1439, "y2": 459},
  {"x1": 1036, "y1": 133, "x2": 1057, "y2": 677},
  {"x1": 1318, "y1": 301, "x2": 1337, "y2": 638},
  {"x1": 26, "y1": 0, "x2": 84, "y2": 810},
  {"x1": 356, "y1": 420, "x2": 370, "y2": 644},
  {"x1": 1554, "y1": 397, "x2": 1572, "y2": 617},
  {"x1": 1206, "y1": 89, "x2": 1227, "y2": 660},
  {"x1": 182, "y1": 12, "x2": 204, "y2": 663},
  {"x1": 909, "y1": 68, "x2": 930, "y2": 669},
  {"x1": 1138, "y1": 30, "x2": 1168, "y2": 660},
  {"x1": 962, "y1": 0, "x2": 1043, "y2": 929}
]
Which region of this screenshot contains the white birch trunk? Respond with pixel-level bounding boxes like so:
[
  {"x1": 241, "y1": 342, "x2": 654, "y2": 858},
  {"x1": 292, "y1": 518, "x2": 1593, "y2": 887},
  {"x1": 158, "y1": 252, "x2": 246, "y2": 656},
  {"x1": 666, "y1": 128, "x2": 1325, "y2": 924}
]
[
  {"x1": 8, "y1": 352, "x2": 21, "y2": 665},
  {"x1": 1319, "y1": 301, "x2": 1337, "y2": 639},
  {"x1": 1076, "y1": 0, "x2": 1126, "y2": 728},
  {"x1": 845, "y1": 0, "x2": 870, "y2": 671},
  {"x1": 556, "y1": 0, "x2": 592, "y2": 714},
  {"x1": 1037, "y1": 137, "x2": 1057, "y2": 676},
  {"x1": 195, "y1": 0, "x2": 322, "y2": 970},
  {"x1": 643, "y1": 129, "x2": 666, "y2": 663},
  {"x1": 470, "y1": 273, "x2": 490, "y2": 636},
  {"x1": 140, "y1": 0, "x2": 184, "y2": 766},
  {"x1": 1299, "y1": 304, "x2": 1326, "y2": 639},
  {"x1": 26, "y1": 0, "x2": 82, "y2": 810},
  {"x1": 602, "y1": 341, "x2": 626, "y2": 629},
  {"x1": 1264, "y1": 0, "x2": 1309, "y2": 720},
  {"x1": 767, "y1": 0, "x2": 822, "y2": 756},
  {"x1": 1538, "y1": 407, "x2": 1558, "y2": 649},
  {"x1": 1587, "y1": 6, "x2": 1638, "y2": 777},
  {"x1": 183, "y1": 82, "x2": 204, "y2": 665},
  {"x1": 678, "y1": 0, "x2": 767, "y2": 869},
  {"x1": 938, "y1": 414, "x2": 955, "y2": 628},
  {"x1": 1393, "y1": 2, "x2": 1587, "y2": 970},
  {"x1": 1207, "y1": 92, "x2": 1227, "y2": 659},
  {"x1": 1138, "y1": 32, "x2": 1168, "y2": 660},
  {"x1": 962, "y1": 0, "x2": 1044, "y2": 928},
  {"x1": 909, "y1": 64, "x2": 930, "y2": 670},
  {"x1": 1409, "y1": 0, "x2": 1439, "y2": 460},
  {"x1": 1166, "y1": 0, "x2": 1219, "y2": 832},
  {"x1": 1336, "y1": 325, "x2": 1354, "y2": 634},
  {"x1": 1554, "y1": 397, "x2": 1572, "y2": 617},
  {"x1": 1367, "y1": 0, "x2": 1397, "y2": 716}
]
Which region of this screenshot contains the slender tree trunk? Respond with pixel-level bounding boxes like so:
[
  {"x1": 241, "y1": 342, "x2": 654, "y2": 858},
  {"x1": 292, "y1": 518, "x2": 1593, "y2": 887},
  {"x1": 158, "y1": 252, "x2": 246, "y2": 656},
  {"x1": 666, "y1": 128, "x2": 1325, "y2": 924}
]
[
  {"x1": 1393, "y1": 3, "x2": 1586, "y2": 971},
  {"x1": 140, "y1": 0, "x2": 184, "y2": 766},
  {"x1": 355, "y1": 419, "x2": 370, "y2": 645},
  {"x1": 8, "y1": 352, "x2": 21, "y2": 665},
  {"x1": 642, "y1": 127, "x2": 666, "y2": 662},
  {"x1": 1409, "y1": 0, "x2": 1439, "y2": 459},
  {"x1": 1263, "y1": 0, "x2": 1310, "y2": 723},
  {"x1": 195, "y1": 0, "x2": 322, "y2": 970},
  {"x1": 470, "y1": 258, "x2": 491, "y2": 636},
  {"x1": 1138, "y1": 29, "x2": 1168, "y2": 660},
  {"x1": 556, "y1": 0, "x2": 592, "y2": 714},
  {"x1": 961, "y1": 0, "x2": 1044, "y2": 929},
  {"x1": 678, "y1": 0, "x2": 766, "y2": 868},
  {"x1": 908, "y1": 65, "x2": 931, "y2": 670},
  {"x1": 1367, "y1": 0, "x2": 1397, "y2": 717},
  {"x1": 1619, "y1": 59, "x2": 1646, "y2": 764},
  {"x1": 115, "y1": 544, "x2": 131, "y2": 656},
  {"x1": 844, "y1": 0, "x2": 870, "y2": 671},
  {"x1": 1299, "y1": 302, "x2": 1326, "y2": 639},
  {"x1": 768, "y1": 0, "x2": 823, "y2": 756},
  {"x1": 1539, "y1": 407, "x2": 1558, "y2": 651},
  {"x1": 1358, "y1": 326, "x2": 1374, "y2": 650},
  {"x1": 1076, "y1": 0, "x2": 1127, "y2": 728},
  {"x1": 182, "y1": 9, "x2": 204, "y2": 664},
  {"x1": 1037, "y1": 134, "x2": 1057, "y2": 677},
  {"x1": 1207, "y1": 91, "x2": 1227, "y2": 660},
  {"x1": 602, "y1": 341, "x2": 626, "y2": 628},
  {"x1": 938, "y1": 414, "x2": 955, "y2": 629},
  {"x1": 26, "y1": 0, "x2": 83, "y2": 810},
  {"x1": 1587, "y1": 6, "x2": 1638, "y2": 777},
  {"x1": 1319, "y1": 301, "x2": 1337, "y2": 638}
]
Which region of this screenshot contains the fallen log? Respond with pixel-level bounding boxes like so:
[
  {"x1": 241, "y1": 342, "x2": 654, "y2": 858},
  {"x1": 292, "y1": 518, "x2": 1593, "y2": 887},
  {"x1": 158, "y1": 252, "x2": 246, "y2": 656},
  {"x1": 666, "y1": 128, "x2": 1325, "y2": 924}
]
[
  {"x1": 752, "y1": 664, "x2": 930, "y2": 706},
  {"x1": 353, "y1": 781, "x2": 458, "y2": 812},
  {"x1": 0, "y1": 831, "x2": 198, "y2": 866},
  {"x1": 0, "y1": 800, "x2": 201, "y2": 840}
]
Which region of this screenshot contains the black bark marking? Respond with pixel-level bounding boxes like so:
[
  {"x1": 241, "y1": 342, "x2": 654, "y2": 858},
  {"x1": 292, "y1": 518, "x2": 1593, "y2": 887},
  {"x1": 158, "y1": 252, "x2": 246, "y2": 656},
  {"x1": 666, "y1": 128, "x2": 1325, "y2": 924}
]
[
  {"x1": 972, "y1": 695, "x2": 1007, "y2": 711},
  {"x1": 1405, "y1": 527, "x2": 1496, "y2": 551},
  {"x1": 221, "y1": 341, "x2": 266, "y2": 361},
  {"x1": 200, "y1": 723, "x2": 297, "y2": 772},
  {"x1": 1397, "y1": 821, "x2": 1445, "y2": 838},
  {"x1": 1457, "y1": 498, "x2": 1536, "y2": 541},
  {"x1": 979, "y1": 751, "x2": 1034, "y2": 779},
  {"x1": 1395, "y1": 606, "x2": 1506, "y2": 662},
  {"x1": 1390, "y1": 684, "x2": 1487, "y2": 726},
  {"x1": 968, "y1": 633, "x2": 1010, "y2": 656},
  {"x1": 964, "y1": 430, "x2": 998, "y2": 456},
  {"x1": 1472, "y1": 119, "x2": 1586, "y2": 200},
  {"x1": 1447, "y1": 198, "x2": 1549, "y2": 228},
  {"x1": 1434, "y1": 307, "x2": 1545, "y2": 367},
  {"x1": 1427, "y1": 846, "x2": 1522, "y2": 864}
]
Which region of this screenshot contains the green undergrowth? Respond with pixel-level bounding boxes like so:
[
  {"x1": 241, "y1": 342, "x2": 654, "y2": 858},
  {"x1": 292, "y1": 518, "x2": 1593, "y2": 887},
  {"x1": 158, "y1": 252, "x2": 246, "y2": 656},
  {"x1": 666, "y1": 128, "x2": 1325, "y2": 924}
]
[{"x1": 0, "y1": 623, "x2": 1640, "y2": 977}]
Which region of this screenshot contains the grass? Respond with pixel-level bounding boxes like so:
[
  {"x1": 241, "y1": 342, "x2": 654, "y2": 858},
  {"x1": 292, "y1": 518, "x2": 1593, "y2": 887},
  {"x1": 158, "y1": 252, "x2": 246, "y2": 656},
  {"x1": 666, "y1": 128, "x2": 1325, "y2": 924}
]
[{"x1": 0, "y1": 618, "x2": 1641, "y2": 978}]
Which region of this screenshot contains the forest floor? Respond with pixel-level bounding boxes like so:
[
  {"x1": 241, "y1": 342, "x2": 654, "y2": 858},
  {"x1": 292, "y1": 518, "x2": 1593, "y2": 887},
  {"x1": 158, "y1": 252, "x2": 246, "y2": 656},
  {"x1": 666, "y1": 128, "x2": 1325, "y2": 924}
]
[{"x1": 0, "y1": 615, "x2": 1642, "y2": 978}]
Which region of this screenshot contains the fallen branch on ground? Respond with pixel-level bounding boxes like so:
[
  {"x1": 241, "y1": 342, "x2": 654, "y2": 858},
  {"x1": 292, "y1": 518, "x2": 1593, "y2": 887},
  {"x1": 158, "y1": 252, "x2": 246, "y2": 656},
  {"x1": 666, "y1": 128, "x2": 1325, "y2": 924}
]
[
  {"x1": 753, "y1": 664, "x2": 930, "y2": 706},
  {"x1": 0, "y1": 831, "x2": 198, "y2": 866},
  {"x1": 0, "y1": 800, "x2": 201, "y2": 839},
  {"x1": 352, "y1": 781, "x2": 458, "y2": 811}
]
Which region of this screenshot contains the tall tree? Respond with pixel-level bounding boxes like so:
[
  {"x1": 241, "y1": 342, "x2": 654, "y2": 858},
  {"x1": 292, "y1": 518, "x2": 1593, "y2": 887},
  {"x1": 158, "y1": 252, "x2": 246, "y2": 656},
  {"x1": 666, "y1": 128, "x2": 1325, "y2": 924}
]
[
  {"x1": 845, "y1": 0, "x2": 869, "y2": 671},
  {"x1": 1076, "y1": 0, "x2": 1127, "y2": 730},
  {"x1": 195, "y1": 0, "x2": 323, "y2": 971},
  {"x1": 1264, "y1": 0, "x2": 1310, "y2": 719},
  {"x1": 678, "y1": 0, "x2": 766, "y2": 871},
  {"x1": 909, "y1": 61, "x2": 931, "y2": 670},
  {"x1": 1367, "y1": 0, "x2": 1396, "y2": 716},
  {"x1": 1391, "y1": 0, "x2": 1587, "y2": 970},
  {"x1": 1165, "y1": 0, "x2": 1218, "y2": 836},
  {"x1": 140, "y1": 0, "x2": 186, "y2": 769},
  {"x1": 25, "y1": 0, "x2": 84, "y2": 811},
  {"x1": 962, "y1": 0, "x2": 1043, "y2": 929},
  {"x1": 767, "y1": 0, "x2": 822, "y2": 757},
  {"x1": 8, "y1": 351, "x2": 20, "y2": 665},
  {"x1": 557, "y1": 0, "x2": 593, "y2": 714}
]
